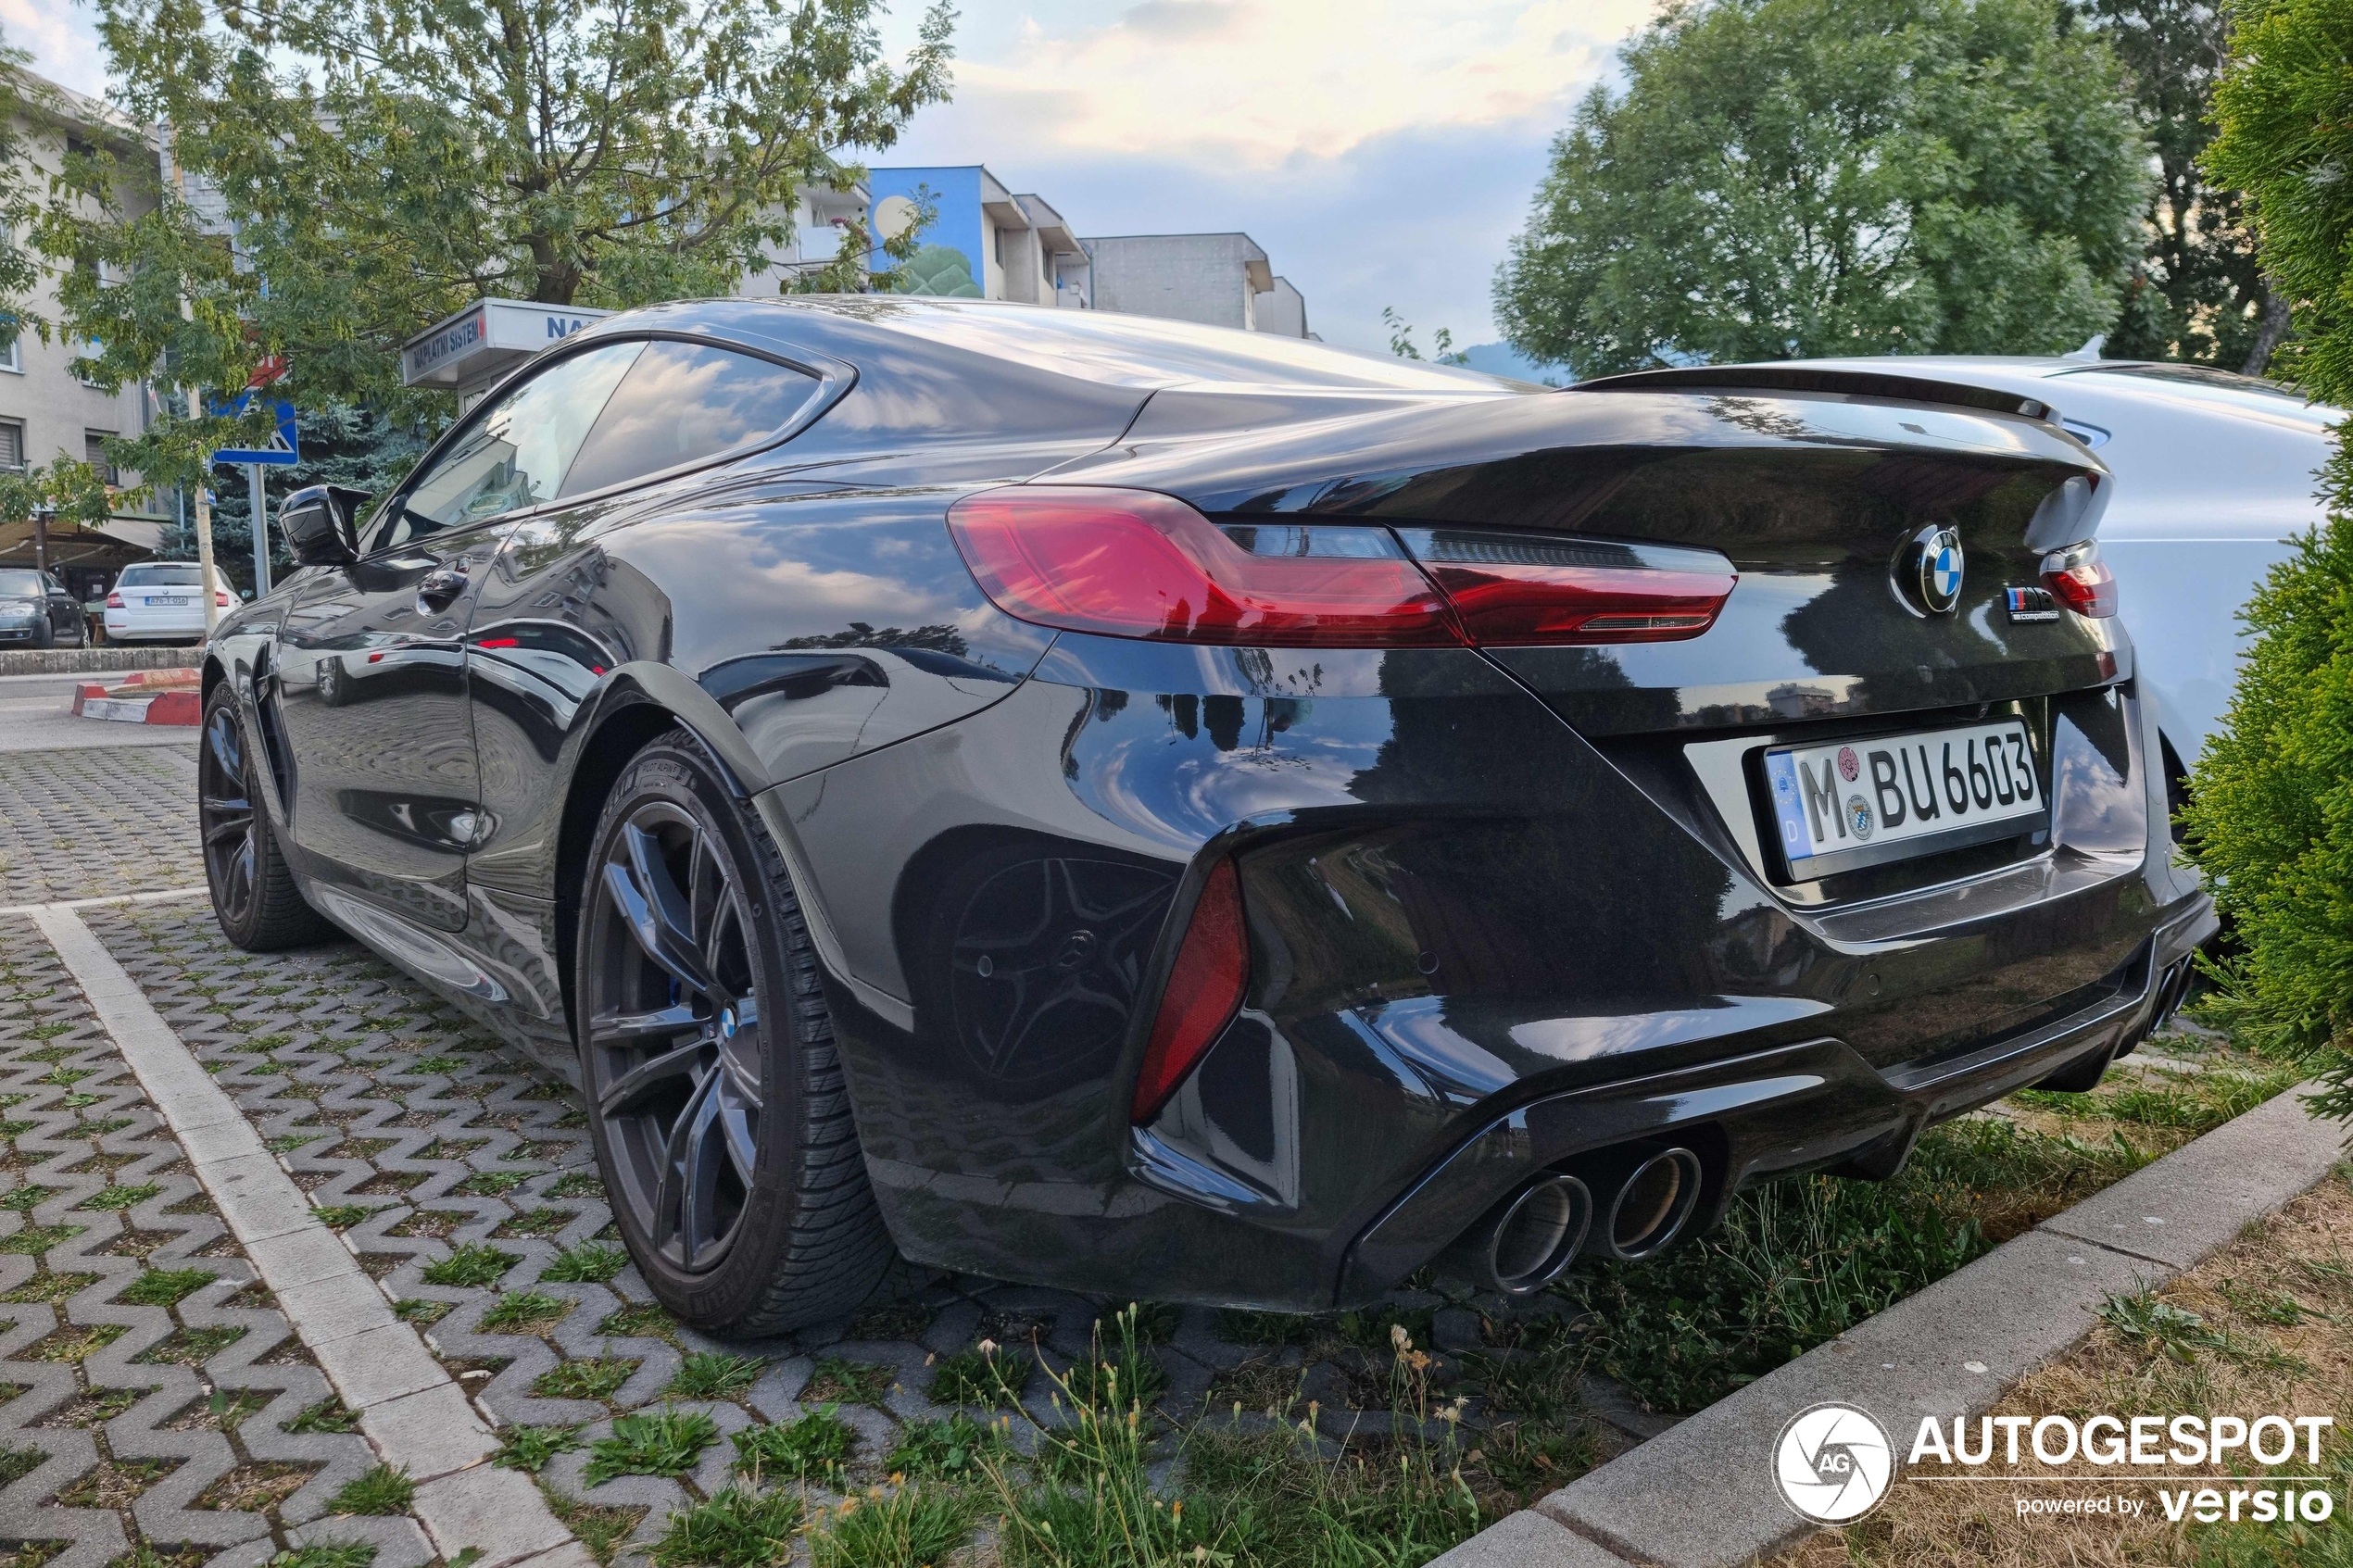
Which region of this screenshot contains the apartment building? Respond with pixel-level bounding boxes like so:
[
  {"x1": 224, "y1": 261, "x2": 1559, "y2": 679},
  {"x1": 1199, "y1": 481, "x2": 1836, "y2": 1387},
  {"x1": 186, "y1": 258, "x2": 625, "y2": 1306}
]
[
  {"x1": 1079, "y1": 232, "x2": 1312, "y2": 338},
  {"x1": 0, "y1": 70, "x2": 168, "y2": 591},
  {"x1": 864, "y1": 165, "x2": 1092, "y2": 307},
  {"x1": 732, "y1": 182, "x2": 875, "y2": 297}
]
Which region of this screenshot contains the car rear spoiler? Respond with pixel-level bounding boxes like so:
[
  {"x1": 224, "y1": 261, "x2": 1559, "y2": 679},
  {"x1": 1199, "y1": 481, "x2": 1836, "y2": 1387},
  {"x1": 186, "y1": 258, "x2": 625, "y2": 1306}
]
[{"x1": 1570, "y1": 365, "x2": 2057, "y2": 423}]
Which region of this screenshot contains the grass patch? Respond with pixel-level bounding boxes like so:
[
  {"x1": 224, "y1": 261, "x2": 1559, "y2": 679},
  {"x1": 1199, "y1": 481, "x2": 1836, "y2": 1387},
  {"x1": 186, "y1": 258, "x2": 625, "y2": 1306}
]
[
  {"x1": 1568, "y1": 1116, "x2": 2148, "y2": 1413},
  {"x1": 666, "y1": 1351, "x2": 765, "y2": 1401},
  {"x1": 597, "y1": 1302, "x2": 676, "y2": 1339},
  {"x1": 421, "y1": 1244, "x2": 519, "y2": 1287},
  {"x1": 0, "y1": 1445, "x2": 44, "y2": 1486},
  {"x1": 926, "y1": 1346, "x2": 1032, "y2": 1409},
  {"x1": 547, "y1": 1493, "x2": 647, "y2": 1566},
  {"x1": 392, "y1": 1298, "x2": 452, "y2": 1325},
  {"x1": 583, "y1": 1408, "x2": 720, "y2": 1486},
  {"x1": 809, "y1": 1486, "x2": 973, "y2": 1568},
  {"x1": 0, "y1": 1272, "x2": 96, "y2": 1304},
  {"x1": 2017, "y1": 1061, "x2": 2301, "y2": 1134},
  {"x1": 803, "y1": 1356, "x2": 893, "y2": 1406},
  {"x1": 267, "y1": 1545, "x2": 376, "y2": 1568},
  {"x1": 534, "y1": 1358, "x2": 638, "y2": 1402},
  {"x1": 311, "y1": 1205, "x2": 382, "y2": 1230},
  {"x1": 132, "y1": 1324, "x2": 245, "y2": 1365},
  {"x1": 886, "y1": 1413, "x2": 1000, "y2": 1482},
  {"x1": 731, "y1": 1407, "x2": 857, "y2": 1485},
  {"x1": 480, "y1": 1290, "x2": 572, "y2": 1334},
  {"x1": 0, "y1": 1186, "x2": 59, "y2": 1213},
  {"x1": 492, "y1": 1207, "x2": 571, "y2": 1237},
  {"x1": 652, "y1": 1486, "x2": 805, "y2": 1568},
  {"x1": 328, "y1": 1462, "x2": 413, "y2": 1515},
  {"x1": 541, "y1": 1243, "x2": 627, "y2": 1284},
  {"x1": 493, "y1": 1425, "x2": 583, "y2": 1474},
  {"x1": 36, "y1": 1323, "x2": 128, "y2": 1361},
  {"x1": 283, "y1": 1399, "x2": 359, "y2": 1435},
  {"x1": 119, "y1": 1267, "x2": 216, "y2": 1306}
]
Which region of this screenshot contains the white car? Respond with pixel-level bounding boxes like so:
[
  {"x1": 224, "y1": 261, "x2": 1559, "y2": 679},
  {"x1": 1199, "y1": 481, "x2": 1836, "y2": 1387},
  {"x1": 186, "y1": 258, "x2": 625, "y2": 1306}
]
[
  {"x1": 1581, "y1": 357, "x2": 2342, "y2": 804},
  {"x1": 104, "y1": 560, "x2": 239, "y2": 646}
]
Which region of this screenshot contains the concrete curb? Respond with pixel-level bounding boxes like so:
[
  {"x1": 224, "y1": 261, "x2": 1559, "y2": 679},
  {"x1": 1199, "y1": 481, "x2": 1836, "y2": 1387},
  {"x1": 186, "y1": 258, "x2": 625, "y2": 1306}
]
[
  {"x1": 1427, "y1": 1086, "x2": 2350, "y2": 1568},
  {"x1": 0, "y1": 646, "x2": 199, "y2": 676},
  {"x1": 30, "y1": 904, "x2": 588, "y2": 1568}
]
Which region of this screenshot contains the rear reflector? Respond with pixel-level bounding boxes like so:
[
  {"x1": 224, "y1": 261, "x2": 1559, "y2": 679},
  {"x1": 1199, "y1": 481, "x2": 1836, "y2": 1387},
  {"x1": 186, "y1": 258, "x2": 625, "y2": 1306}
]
[
  {"x1": 947, "y1": 488, "x2": 1457, "y2": 646},
  {"x1": 1393, "y1": 527, "x2": 1737, "y2": 645},
  {"x1": 947, "y1": 487, "x2": 1738, "y2": 648},
  {"x1": 1132, "y1": 859, "x2": 1248, "y2": 1123},
  {"x1": 2041, "y1": 541, "x2": 2117, "y2": 618}
]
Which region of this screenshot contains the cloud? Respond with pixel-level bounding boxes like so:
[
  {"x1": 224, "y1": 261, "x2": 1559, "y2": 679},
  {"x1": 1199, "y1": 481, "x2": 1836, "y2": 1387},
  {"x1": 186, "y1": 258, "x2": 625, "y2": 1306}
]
[{"x1": 3, "y1": 0, "x2": 107, "y2": 96}]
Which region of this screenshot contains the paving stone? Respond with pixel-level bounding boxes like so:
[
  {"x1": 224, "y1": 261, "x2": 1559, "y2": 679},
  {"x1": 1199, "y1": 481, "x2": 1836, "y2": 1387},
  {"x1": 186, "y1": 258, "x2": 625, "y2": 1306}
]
[
  {"x1": 0, "y1": 748, "x2": 200, "y2": 905},
  {"x1": 415, "y1": 1461, "x2": 574, "y2": 1564},
  {"x1": 1424, "y1": 1510, "x2": 1635, "y2": 1568},
  {"x1": 358, "y1": 1381, "x2": 500, "y2": 1480},
  {"x1": 0, "y1": 912, "x2": 422, "y2": 1568}
]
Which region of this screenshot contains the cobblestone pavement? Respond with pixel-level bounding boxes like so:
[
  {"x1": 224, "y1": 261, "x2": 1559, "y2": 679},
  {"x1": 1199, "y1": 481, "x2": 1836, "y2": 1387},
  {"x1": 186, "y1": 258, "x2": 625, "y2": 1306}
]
[
  {"x1": 0, "y1": 913, "x2": 433, "y2": 1568},
  {"x1": 82, "y1": 900, "x2": 1555, "y2": 1562},
  {"x1": 0, "y1": 751, "x2": 201, "y2": 906}
]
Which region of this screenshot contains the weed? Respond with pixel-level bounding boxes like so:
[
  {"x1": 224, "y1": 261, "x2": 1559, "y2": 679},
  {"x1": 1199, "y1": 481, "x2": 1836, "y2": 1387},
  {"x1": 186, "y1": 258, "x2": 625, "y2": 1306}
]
[
  {"x1": 583, "y1": 1408, "x2": 720, "y2": 1486},
  {"x1": 329, "y1": 1463, "x2": 414, "y2": 1515},
  {"x1": 78, "y1": 1184, "x2": 159, "y2": 1211},
  {"x1": 0, "y1": 1445, "x2": 44, "y2": 1486},
  {"x1": 666, "y1": 1351, "x2": 766, "y2": 1401},
  {"x1": 545, "y1": 1492, "x2": 646, "y2": 1566},
  {"x1": 0, "y1": 1186, "x2": 58, "y2": 1212},
  {"x1": 886, "y1": 1414, "x2": 1000, "y2": 1482},
  {"x1": 547, "y1": 1172, "x2": 606, "y2": 1199},
  {"x1": 804, "y1": 1356, "x2": 894, "y2": 1406},
  {"x1": 1063, "y1": 1349, "x2": 1170, "y2": 1411},
  {"x1": 494, "y1": 1208, "x2": 571, "y2": 1237},
  {"x1": 927, "y1": 1346, "x2": 1032, "y2": 1408},
  {"x1": 283, "y1": 1399, "x2": 359, "y2": 1435},
  {"x1": 481, "y1": 1290, "x2": 572, "y2": 1333},
  {"x1": 455, "y1": 1171, "x2": 528, "y2": 1196},
  {"x1": 541, "y1": 1243, "x2": 629, "y2": 1284},
  {"x1": 392, "y1": 1298, "x2": 452, "y2": 1325},
  {"x1": 119, "y1": 1267, "x2": 216, "y2": 1306},
  {"x1": 533, "y1": 1358, "x2": 638, "y2": 1402},
  {"x1": 653, "y1": 1486, "x2": 805, "y2": 1568},
  {"x1": 0, "y1": 1273, "x2": 95, "y2": 1304},
  {"x1": 312, "y1": 1205, "x2": 381, "y2": 1230},
  {"x1": 422, "y1": 1244, "x2": 519, "y2": 1287},
  {"x1": 809, "y1": 1486, "x2": 973, "y2": 1568},
  {"x1": 132, "y1": 1323, "x2": 242, "y2": 1364},
  {"x1": 598, "y1": 1302, "x2": 676, "y2": 1339},
  {"x1": 410, "y1": 1056, "x2": 466, "y2": 1074},
  {"x1": 494, "y1": 1425, "x2": 584, "y2": 1474},
  {"x1": 731, "y1": 1407, "x2": 857, "y2": 1484},
  {"x1": 267, "y1": 1545, "x2": 377, "y2": 1568}
]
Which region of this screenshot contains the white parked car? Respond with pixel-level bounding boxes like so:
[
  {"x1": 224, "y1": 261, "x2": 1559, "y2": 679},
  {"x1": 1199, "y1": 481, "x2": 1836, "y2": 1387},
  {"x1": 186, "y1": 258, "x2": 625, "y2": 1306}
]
[
  {"x1": 103, "y1": 560, "x2": 240, "y2": 646},
  {"x1": 1581, "y1": 357, "x2": 2343, "y2": 806}
]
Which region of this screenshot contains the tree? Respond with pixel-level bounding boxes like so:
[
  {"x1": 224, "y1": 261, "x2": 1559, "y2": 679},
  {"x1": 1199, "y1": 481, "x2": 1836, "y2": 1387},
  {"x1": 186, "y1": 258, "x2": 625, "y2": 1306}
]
[
  {"x1": 1378, "y1": 307, "x2": 1467, "y2": 365},
  {"x1": 45, "y1": 0, "x2": 954, "y2": 485},
  {"x1": 2079, "y1": 0, "x2": 2281, "y2": 372},
  {"x1": 2180, "y1": 0, "x2": 2353, "y2": 1116},
  {"x1": 1493, "y1": 0, "x2": 2151, "y2": 379}
]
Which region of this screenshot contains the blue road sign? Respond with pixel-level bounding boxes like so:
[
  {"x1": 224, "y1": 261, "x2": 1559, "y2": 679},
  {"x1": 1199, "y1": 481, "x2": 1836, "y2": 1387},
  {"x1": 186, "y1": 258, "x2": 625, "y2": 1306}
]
[{"x1": 211, "y1": 396, "x2": 299, "y2": 466}]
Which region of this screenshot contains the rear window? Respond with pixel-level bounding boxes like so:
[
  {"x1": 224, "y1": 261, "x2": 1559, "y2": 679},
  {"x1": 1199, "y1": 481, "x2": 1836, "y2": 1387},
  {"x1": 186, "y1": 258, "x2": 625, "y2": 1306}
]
[{"x1": 120, "y1": 563, "x2": 205, "y2": 586}]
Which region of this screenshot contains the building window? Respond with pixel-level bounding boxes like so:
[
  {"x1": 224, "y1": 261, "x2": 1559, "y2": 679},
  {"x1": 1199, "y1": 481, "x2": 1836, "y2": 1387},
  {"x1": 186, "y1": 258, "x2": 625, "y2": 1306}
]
[
  {"x1": 85, "y1": 432, "x2": 117, "y2": 485},
  {"x1": 0, "y1": 322, "x2": 19, "y2": 374},
  {"x1": 0, "y1": 420, "x2": 20, "y2": 471}
]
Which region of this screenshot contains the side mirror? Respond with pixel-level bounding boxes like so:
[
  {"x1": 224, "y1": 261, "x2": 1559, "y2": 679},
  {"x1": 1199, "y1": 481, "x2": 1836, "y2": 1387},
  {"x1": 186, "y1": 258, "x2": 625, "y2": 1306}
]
[{"x1": 281, "y1": 483, "x2": 368, "y2": 566}]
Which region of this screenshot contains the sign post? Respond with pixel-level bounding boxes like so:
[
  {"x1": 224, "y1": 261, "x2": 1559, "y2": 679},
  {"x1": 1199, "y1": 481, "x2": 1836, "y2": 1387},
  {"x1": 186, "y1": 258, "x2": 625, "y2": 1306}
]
[
  {"x1": 246, "y1": 463, "x2": 269, "y2": 597},
  {"x1": 212, "y1": 397, "x2": 299, "y2": 603}
]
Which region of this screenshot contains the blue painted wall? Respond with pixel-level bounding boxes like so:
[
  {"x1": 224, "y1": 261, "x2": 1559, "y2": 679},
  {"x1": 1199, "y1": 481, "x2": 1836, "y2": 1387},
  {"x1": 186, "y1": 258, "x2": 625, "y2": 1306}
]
[{"x1": 870, "y1": 166, "x2": 985, "y2": 286}]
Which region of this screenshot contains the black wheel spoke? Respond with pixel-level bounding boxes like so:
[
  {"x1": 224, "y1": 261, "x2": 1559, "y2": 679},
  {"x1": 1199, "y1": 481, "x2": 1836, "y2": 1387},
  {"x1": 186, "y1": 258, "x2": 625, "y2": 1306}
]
[
  {"x1": 602, "y1": 824, "x2": 717, "y2": 997},
  {"x1": 598, "y1": 1037, "x2": 707, "y2": 1121},
  {"x1": 200, "y1": 707, "x2": 260, "y2": 927},
  {"x1": 588, "y1": 1003, "x2": 700, "y2": 1049}
]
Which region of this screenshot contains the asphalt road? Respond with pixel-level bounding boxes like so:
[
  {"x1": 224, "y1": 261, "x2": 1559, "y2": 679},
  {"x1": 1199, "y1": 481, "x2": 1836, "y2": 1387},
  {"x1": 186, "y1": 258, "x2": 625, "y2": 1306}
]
[{"x1": 0, "y1": 670, "x2": 203, "y2": 753}]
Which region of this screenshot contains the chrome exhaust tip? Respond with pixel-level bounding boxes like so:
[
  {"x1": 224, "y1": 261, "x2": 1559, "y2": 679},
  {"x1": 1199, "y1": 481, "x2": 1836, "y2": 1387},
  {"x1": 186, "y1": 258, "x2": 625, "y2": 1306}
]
[
  {"x1": 1579, "y1": 1144, "x2": 1704, "y2": 1262},
  {"x1": 1474, "y1": 1173, "x2": 1592, "y2": 1296}
]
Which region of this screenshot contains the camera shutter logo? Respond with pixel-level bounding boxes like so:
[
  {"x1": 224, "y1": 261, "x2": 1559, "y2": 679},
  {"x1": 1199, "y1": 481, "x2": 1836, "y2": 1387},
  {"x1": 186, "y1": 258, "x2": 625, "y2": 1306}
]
[{"x1": 1774, "y1": 1402, "x2": 1894, "y2": 1523}]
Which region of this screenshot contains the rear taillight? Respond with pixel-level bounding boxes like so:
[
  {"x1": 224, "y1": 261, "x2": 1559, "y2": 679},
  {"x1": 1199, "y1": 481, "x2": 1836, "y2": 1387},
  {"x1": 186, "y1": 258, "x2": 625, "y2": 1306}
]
[
  {"x1": 947, "y1": 488, "x2": 1456, "y2": 646},
  {"x1": 105, "y1": 593, "x2": 123, "y2": 608},
  {"x1": 2041, "y1": 541, "x2": 2116, "y2": 618},
  {"x1": 946, "y1": 487, "x2": 1738, "y2": 648},
  {"x1": 1132, "y1": 859, "x2": 1248, "y2": 1123},
  {"x1": 1394, "y1": 527, "x2": 1738, "y2": 645}
]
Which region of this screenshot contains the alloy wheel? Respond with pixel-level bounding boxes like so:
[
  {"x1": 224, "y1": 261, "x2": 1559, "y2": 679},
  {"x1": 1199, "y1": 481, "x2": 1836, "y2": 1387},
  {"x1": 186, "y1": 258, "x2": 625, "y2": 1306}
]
[
  {"x1": 584, "y1": 800, "x2": 766, "y2": 1273},
  {"x1": 199, "y1": 704, "x2": 258, "y2": 927}
]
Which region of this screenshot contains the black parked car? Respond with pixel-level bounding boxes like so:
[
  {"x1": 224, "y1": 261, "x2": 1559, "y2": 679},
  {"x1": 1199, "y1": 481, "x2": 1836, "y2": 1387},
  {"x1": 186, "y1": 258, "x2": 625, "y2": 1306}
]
[{"x1": 197, "y1": 300, "x2": 2213, "y2": 1335}]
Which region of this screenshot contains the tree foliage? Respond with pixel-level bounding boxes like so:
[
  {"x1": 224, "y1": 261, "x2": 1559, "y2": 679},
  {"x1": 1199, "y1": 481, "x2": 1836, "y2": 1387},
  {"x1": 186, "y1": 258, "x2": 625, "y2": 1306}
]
[
  {"x1": 45, "y1": 0, "x2": 953, "y2": 483},
  {"x1": 1493, "y1": 0, "x2": 2151, "y2": 379},
  {"x1": 169, "y1": 402, "x2": 432, "y2": 592},
  {"x1": 2181, "y1": 0, "x2": 2353, "y2": 1114},
  {"x1": 2081, "y1": 0, "x2": 2280, "y2": 371}
]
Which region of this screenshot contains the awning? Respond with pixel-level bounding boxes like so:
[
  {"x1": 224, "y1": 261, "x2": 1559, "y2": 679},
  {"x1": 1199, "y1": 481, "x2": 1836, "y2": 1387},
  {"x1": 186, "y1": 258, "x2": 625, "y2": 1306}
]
[{"x1": 0, "y1": 513, "x2": 164, "y2": 572}]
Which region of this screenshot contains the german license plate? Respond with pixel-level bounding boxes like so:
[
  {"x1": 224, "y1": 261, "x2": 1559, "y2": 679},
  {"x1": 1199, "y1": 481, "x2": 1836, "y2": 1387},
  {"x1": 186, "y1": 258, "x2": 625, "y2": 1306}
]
[{"x1": 1761, "y1": 720, "x2": 2042, "y2": 878}]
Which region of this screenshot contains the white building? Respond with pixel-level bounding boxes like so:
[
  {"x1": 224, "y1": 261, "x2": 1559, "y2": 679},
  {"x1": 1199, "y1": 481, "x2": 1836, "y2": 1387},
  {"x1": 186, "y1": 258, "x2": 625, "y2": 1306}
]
[{"x1": 1080, "y1": 232, "x2": 1312, "y2": 338}]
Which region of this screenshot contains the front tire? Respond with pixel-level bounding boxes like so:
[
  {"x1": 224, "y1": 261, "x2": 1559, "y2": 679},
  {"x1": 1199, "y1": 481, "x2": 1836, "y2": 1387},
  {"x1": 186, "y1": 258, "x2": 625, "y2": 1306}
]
[
  {"x1": 199, "y1": 686, "x2": 335, "y2": 950},
  {"x1": 576, "y1": 730, "x2": 897, "y2": 1336}
]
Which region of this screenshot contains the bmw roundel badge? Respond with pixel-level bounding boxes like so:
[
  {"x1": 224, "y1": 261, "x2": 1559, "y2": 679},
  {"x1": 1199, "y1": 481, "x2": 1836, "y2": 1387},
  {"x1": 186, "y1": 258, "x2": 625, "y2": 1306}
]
[{"x1": 1901, "y1": 524, "x2": 1965, "y2": 614}]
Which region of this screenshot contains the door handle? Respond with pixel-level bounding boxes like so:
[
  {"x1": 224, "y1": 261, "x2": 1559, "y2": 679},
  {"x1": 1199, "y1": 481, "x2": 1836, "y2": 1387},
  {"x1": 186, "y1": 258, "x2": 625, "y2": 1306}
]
[{"x1": 416, "y1": 566, "x2": 469, "y2": 611}]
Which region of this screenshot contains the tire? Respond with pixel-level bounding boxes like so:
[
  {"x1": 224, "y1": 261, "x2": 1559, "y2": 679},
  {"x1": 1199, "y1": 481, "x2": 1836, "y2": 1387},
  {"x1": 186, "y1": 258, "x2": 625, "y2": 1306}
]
[
  {"x1": 199, "y1": 685, "x2": 336, "y2": 950},
  {"x1": 575, "y1": 729, "x2": 898, "y2": 1336},
  {"x1": 27, "y1": 618, "x2": 50, "y2": 650}
]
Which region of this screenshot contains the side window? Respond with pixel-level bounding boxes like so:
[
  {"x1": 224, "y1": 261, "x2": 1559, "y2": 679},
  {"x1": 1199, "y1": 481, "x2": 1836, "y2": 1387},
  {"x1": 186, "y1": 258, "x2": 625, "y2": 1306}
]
[
  {"x1": 370, "y1": 340, "x2": 648, "y2": 554},
  {"x1": 556, "y1": 342, "x2": 817, "y2": 498}
]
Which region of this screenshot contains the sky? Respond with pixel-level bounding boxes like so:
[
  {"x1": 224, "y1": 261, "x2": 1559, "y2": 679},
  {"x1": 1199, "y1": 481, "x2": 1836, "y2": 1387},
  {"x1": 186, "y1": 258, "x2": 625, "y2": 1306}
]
[{"x1": 5, "y1": 0, "x2": 1656, "y2": 355}]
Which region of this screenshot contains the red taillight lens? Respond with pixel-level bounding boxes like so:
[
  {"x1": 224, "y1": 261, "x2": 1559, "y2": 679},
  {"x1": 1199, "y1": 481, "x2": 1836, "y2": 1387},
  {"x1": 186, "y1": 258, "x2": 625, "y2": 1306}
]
[
  {"x1": 948, "y1": 488, "x2": 1459, "y2": 646},
  {"x1": 1395, "y1": 528, "x2": 1737, "y2": 645},
  {"x1": 215, "y1": 590, "x2": 231, "y2": 607},
  {"x1": 105, "y1": 593, "x2": 123, "y2": 608},
  {"x1": 1132, "y1": 859, "x2": 1248, "y2": 1123},
  {"x1": 2041, "y1": 542, "x2": 2117, "y2": 618}
]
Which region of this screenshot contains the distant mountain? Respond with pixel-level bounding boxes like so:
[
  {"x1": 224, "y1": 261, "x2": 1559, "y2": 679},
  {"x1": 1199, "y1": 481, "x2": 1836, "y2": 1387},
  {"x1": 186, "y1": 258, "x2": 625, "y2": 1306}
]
[{"x1": 1455, "y1": 341, "x2": 1567, "y2": 385}]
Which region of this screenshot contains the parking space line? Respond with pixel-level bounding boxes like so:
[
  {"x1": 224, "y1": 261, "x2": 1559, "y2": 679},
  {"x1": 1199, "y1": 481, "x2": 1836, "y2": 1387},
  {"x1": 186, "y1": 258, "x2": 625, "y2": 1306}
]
[
  {"x1": 0, "y1": 885, "x2": 209, "y2": 918},
  {"x1": 28, "y1": 901, "x2": 588, "y2": 1568}
]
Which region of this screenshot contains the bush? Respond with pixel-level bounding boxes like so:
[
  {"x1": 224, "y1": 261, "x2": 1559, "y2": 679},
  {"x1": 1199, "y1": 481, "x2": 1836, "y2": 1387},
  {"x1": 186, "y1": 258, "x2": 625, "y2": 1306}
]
[{"x1": 2191, "y1": 0, "x2": 2353, "y2": 1119}]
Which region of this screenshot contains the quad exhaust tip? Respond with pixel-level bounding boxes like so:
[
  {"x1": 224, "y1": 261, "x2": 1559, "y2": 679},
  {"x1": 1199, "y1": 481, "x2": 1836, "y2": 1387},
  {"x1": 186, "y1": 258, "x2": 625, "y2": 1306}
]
[
  {"x1": 1475, "y1": 1173, "x2": 1592, "y2": 1296},
  {"x1": 1580, "y1": 1143, "x2": 1705, "y2": 1262}
]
